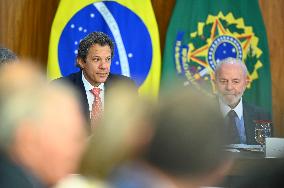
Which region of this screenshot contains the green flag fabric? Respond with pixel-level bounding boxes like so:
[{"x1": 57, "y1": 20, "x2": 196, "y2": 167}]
[{"x1": 161, "y1": 0, "x2": 272, "y2": 112}]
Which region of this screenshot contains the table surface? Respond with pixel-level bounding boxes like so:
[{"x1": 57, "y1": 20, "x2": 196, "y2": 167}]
[{"x1": 228, "y1": 150, "x2": 284, "y2": 176}]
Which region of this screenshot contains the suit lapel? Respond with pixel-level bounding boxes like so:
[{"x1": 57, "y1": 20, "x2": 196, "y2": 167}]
[
  {"x1": 74, "y1": 71, "x2": 90, "y2": 120},
  {"x1": 243, "y1": 102, "x2": 257, "y2": 144}
]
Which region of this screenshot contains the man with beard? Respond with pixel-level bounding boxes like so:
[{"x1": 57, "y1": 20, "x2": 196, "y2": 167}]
[{"x1": 214, "y1": 57, "x2": 271, "y2": 144}]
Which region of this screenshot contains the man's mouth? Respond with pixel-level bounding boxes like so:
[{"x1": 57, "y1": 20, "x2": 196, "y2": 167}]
[
  {"x1": 97, "y1": 73, "x2": 108, "y2": 76},
  {"x1": 223, "y1": 93, "x2": 235, "y2": 96}
]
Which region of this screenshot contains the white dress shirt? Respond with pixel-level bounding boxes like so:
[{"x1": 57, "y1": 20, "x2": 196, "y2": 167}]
[
  {"x1": 81, "y1": 73, "x2": 104, "y2": 115},
  {"x1": 219, "y1": 97, "x2": 247, "y2": 144}
]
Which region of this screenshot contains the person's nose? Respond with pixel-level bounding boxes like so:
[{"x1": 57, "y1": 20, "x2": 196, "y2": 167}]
[
  {"x1": 99, "y1": 61, "x2": 108, "y2": 69},
  {"x1": 225, "y1": 81, "x2": 233, "y2": 90}
]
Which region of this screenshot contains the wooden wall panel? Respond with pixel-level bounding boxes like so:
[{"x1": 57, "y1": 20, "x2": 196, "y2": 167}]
[
  {"x1": 151, "y1": 0, "x2": 176, "y2": 51},
  {"x1": 0, "y1": 0, "x2": 283, "y2": 136},
  {"x1": 0, "y1": 0, "x2": 59, "y2": 68},
  {"x1": 259, "y1": 0, "x2": 284, "y2": 136}
]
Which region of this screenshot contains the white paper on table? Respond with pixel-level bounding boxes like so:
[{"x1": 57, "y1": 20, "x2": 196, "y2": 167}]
[{"x1": 265, "y1": 137, "x2": 284, "y2": 158}]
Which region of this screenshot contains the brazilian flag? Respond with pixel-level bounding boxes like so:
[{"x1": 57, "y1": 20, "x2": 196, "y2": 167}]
[
  {"x1": 48, "y1": 0, "x2": 161, "y2": 99},
  {"x1": 161, "y1": 0, "x2": 272, "y2": 112}
]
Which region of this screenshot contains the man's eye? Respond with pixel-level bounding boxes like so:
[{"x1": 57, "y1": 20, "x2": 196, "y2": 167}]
[
  {"x1": 233, "y1": 80, "x2": 240, "y2": 84},
  {"x1": 93, "y1": 57, "x2": 100, "y2": 62}
]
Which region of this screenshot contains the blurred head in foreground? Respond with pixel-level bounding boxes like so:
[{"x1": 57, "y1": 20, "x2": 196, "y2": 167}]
[
  {"x1": 0, "y1": 63, "x2": 87, "y2": 187},
  {"x1": 106, "y1": 88, "x2": 232, "y2": 188},
  {"x1": 144, "y1": 88, "x2": 232, "y2": 187},
  {"x1": 0, "y1": 47, "x2": 18, "y2": 64},
  {"x1": 80, "y1": 82, "x2": 153, "y2": 179}
]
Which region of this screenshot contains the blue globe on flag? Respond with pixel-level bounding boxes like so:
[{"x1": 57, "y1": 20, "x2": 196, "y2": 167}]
[{"x1": 58, "y1": 1, "x2": 152, "y2": 86}]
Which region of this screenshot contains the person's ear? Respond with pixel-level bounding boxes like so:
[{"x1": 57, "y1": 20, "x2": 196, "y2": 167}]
[
  {"x1": 76, "y1": 58, "x2": 85, "y2": 69},
  {"x1": 212, "y1": 74, "x2": 220, "y2": 94},
  {"x1": 245, "y1": 75, "x2": 251, "y2": 86},
  {"x1": 212, "y1": 73, "x2": 217, "y2": 85}
]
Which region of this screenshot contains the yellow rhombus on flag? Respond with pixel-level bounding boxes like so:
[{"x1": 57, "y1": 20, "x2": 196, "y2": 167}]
[{"x1": 48, "y1": 0, "x2": 161, "y2": 100}]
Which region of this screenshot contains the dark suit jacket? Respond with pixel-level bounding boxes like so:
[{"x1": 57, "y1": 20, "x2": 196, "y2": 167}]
[
  {"x1": 243, "y1": 102, "x2": 272, "y2": 145},
  {"x1": 53, "y1": 71, "x2": 136, "y2": 123},
  {"x1": 0, "y1": 152, "x2": 46, "y2": 188},
  {"x1": 220, "y1": 100, "x2": 272, "y2": 145}
]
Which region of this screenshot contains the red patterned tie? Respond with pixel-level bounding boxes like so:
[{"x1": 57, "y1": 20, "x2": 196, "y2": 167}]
[{"x1": 90, "y1": 87, "x2": 102, "y2": 128}]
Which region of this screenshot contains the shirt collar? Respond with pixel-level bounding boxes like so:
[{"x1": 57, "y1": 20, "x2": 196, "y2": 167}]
[
  {"x1": 219, "y1": 97, "x2": 243, "y2": 119},
  {"x1": 81, "y1": 72, "x2": 104, "y2": 91}
]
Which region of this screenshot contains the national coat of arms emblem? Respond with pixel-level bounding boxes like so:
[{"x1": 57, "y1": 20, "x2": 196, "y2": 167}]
[{"x1": 174, "y1": 12, "x2": 263, "y2": 96}]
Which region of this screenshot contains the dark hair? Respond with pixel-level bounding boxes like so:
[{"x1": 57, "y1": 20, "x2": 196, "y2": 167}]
[
  {"x1": 145, "y1": 88, "x2": 228, "y2": 177},
  {"x1": 77, "y1": 31, "x2": 114, "y2": 61},
  {"x1": 0, "y1": 47, "x2": 17, "y2": 64}
]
